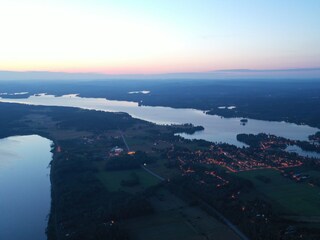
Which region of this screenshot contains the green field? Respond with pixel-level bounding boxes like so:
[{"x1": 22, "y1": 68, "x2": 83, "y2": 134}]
[
  {"x1": 237, "y1": 169, "x2": 320, "y2": 216},
  {"x1": 97, "y1": 168, "x2": 160, "y2": 192},
  {"x1": 123, "y1": 189, "x2": 241, "y2": 240}
]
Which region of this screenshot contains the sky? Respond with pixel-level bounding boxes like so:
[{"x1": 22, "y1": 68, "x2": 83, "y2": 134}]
[{"x1": 1, "y1": 0, "x2": 320, "y2": 75}]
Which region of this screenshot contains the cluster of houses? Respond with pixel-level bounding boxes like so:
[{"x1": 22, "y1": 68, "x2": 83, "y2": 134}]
[
  {"x1": 110, "y1": 146, "x2": 124, "y2": 156},
  {"x1": 109, "y1": 146, "x2": 135, "y2": 157},
  {"x1": 281, "y1": 170, "x2": 310, "y2": 182}
]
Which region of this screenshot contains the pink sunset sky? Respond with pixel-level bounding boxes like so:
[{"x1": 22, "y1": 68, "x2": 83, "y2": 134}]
[{"x1": 1, "y1": 0, "x2": 319, "y2": 75}]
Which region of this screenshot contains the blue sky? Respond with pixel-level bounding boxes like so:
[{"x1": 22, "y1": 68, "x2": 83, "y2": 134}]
[{"x1": 0, "y1": 0, "x2": 319, "y2": 74}]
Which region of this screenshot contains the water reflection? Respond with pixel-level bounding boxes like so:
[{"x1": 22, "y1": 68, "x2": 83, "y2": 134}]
[
  {"x1": 286, "y1": 145, "x2": 320, "y2": 159},
  {"x1": 0, "y1": 94, "x2": 319, "y2": 147},
  {"x1": 0, "y1": 135, "x2": 52, "y2": 240}
]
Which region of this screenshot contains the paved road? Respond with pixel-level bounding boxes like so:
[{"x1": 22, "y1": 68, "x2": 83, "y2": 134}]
[
  {"x1": 196, "y1": 198, "x2": 250, "y2": 240},
  {"x1": 119, "y1": 130, "x2": 249, "y2": 240},
  {"x1": 120, "y1": 131, "x2": 130, "y2": 151},
  {"x1": 141, "y1": 165, "x2": 165, "y2": 181},
  {"x1": 119, "y1": 130, "x2": 165, "y2": 181}
]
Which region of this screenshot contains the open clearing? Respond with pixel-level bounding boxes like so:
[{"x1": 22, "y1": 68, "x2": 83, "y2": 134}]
[
  {"x1": 123, "y1": 189, "x2": 241, "y2": 240},
  {"x1": 237, "y1": 169, "x2": 320, "y2": 216},
  {"x1": 97, "y1": 168, "x2": 160, "y2": 192}
]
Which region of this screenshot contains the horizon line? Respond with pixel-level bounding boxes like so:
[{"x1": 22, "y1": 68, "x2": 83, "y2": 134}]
[
  {"x1": 0, "y1": 67, "x2": 319, "y2": 81},
  {"x1": 1, "y1": 67, "x2": 320, "y2": 75}
]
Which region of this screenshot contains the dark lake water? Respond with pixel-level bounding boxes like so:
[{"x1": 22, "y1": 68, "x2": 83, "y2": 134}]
[
  {"x1": 0, "y1": 135, "x2": 52, "y2": 240},
  {"x1": 0, "y1": 94, "x2": 319, "y2": 147},
  {"x1": 286, "y1": 145, "x2": 320, "y2": 159}
]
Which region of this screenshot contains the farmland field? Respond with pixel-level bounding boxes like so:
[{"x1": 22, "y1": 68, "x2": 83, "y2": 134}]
[
  {"x1": 97, "y1": 168, "x2": 161, "y2": 192},
  {"x1": 237, "y1": 169, "x2": 320, "y2": 216},
  {"x1": 123, "y1": 189, "x2": 241, "y2": 240}
]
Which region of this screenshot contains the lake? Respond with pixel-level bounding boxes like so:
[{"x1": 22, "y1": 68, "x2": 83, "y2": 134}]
[
  {"x1": 286, "y1": 145, "x2": 320, "y2": 159},
  {"x1": 0, "y1": 94, "x2": 319, "y2": 147},
  {"x1": 0, "y1": 135, "x2": 52, "y2": 240}
]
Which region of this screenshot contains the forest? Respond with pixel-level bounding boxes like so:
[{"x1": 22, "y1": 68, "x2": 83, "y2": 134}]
[{"x1": 1, "y1": 79, "x2": 320, "y2": 128}]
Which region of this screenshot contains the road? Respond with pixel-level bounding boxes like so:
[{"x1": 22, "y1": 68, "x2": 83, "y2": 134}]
[
  {"x1": 141, "y1": 165, "x2": 165, "y2": 181},
  {"x1": 119, "y1": 130, "x2": 249, "y2": 240},
  {"x1": 119, "y1": 131, "x2": 130, "y2": 151},
  {"x1": 196, "y1": 198, "x2": 250, "y2": 240},
  {"x1": 119, "y1": 130, "x2": 165, "y2": 181}
]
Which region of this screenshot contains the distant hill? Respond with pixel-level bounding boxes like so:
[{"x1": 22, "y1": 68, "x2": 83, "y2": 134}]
[{"x1": 0, "y1": 68, "x2": 319, "y2": 81}]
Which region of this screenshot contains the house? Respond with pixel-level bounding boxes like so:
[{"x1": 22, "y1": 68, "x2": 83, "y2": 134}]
[{"x1": 110, "y1": 146, "x2": 124, "y2": 156}]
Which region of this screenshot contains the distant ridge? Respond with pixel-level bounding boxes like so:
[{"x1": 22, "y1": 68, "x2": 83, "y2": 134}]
[
  {"x1": 213, "y1": 68, "x2": 320, "y2": 72},
  {"x1": 0, "y1": 68, "x2": 319, "y2": 81}
]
